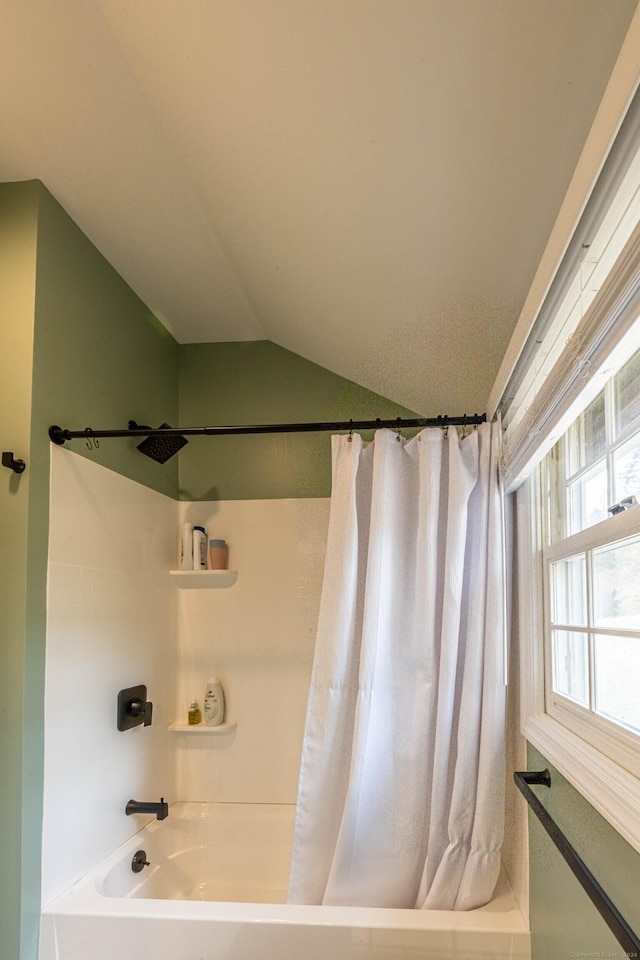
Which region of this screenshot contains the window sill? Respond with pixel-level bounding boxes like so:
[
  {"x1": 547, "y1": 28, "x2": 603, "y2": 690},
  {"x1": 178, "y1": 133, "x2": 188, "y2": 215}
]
[{"x1": 524, "y1": 713, "x2": 640, "y2": 856}]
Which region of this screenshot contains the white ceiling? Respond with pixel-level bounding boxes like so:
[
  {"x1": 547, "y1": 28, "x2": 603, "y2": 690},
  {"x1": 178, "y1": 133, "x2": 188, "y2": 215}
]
[{"x1": 1, "y1": 0, "x2": 637, "y2": 415}]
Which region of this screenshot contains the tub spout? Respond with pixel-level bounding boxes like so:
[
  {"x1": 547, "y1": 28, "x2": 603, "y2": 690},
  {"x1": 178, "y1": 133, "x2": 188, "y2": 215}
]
[{"x1": 125, "y1": 797, "x2": 168, "y2": 820}]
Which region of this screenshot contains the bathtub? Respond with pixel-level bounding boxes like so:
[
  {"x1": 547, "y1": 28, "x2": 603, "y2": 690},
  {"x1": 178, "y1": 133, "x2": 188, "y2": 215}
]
[{"x1": 40, "y1": 801, "x2": 530, "y2": 960}]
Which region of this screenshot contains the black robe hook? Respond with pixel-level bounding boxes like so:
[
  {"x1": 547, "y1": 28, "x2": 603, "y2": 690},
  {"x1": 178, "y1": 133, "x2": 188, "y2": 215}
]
[{"x1": 2, "y1": 452, "x2": 26, "y2": 474}]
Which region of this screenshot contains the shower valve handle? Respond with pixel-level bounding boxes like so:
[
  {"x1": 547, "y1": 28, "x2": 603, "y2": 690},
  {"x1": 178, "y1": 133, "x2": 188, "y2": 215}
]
[
  {"x1": 117, "y1": 685, "x2": 153, "y2": 731},
  {"x1": 129, "y1": 697, "x2": 153, "y2": 726}
]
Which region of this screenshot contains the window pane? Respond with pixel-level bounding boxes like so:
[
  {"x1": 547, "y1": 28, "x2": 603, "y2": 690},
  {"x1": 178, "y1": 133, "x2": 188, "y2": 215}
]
[
  {"x1": 567, "y1": 459, "x2": 608, "y2": 534},
  {"x1": 551, "y1": 630, "x2": 589, "y2": 705},
  {"x1": 593, "y1": 535, "x2": 640, "y2": 629},
  {"x1": 594, "y1": 633, "x2": 640, "y2": 734},
  {"x1": 614, "y1": 346, "x2": 640, "y2": 436},
  {"x1": 550, "y1": 555, "x2": 586, "y2": 625},
  {"x1": 566, "y1": 392, "x2": 606, "y2": 476},
  {"x1": 613, "y1": 430, "x2": 640, "y2": 504}
]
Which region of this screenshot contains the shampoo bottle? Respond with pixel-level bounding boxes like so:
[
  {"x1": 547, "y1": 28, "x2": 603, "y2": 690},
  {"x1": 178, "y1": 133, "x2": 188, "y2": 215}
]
[
  {"x1": 193, "y1": 525, "x2": 207, "y2": 570},
  {"x1": 180, "y1": 522, "x2": 193, "y2": 570},
  {"x1": 203, "y1": 676, "x2": 225, "y2": 726}
]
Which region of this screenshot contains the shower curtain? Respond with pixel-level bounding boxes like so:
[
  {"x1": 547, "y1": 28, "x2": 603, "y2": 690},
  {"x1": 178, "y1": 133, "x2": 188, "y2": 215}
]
[{"x1": 288, "y1": 422, "x2": 505, "y2": 910}]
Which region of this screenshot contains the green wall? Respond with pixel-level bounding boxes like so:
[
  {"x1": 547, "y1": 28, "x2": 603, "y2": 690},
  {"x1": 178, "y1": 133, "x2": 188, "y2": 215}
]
[
  {"x1": 33, "y1": 186, "x2": 180, "y2": 500},
  {"x1": 0, "y1": 181, "x2": 39, "y2": 960},
  {"x1": 0, "y1": 180, "x2": 180, "y2": 960},
  {"x1": 178, "y1": 341, "x2": 419, "y2": 500},
  {"x1": 527, "y1": 743, "x2": 640, "y2": 959}
]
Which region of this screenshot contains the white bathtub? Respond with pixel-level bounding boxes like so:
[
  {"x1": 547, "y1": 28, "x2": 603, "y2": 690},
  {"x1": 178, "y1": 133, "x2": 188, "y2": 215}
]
[{"x1": 40, "y1": 801, "x2": 530, "y2": 960}]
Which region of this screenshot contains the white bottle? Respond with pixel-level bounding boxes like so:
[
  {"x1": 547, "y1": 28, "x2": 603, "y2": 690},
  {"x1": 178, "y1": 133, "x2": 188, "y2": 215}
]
[
  {"x1": 203, "y1": 676, "x2": 225, "y2": 726},
  {"x1": 192, "y1": 525, "x2": 207, "y2": 570},
  {"x1": 180, "y1": 522, "x2": 193, "y2": 570}
]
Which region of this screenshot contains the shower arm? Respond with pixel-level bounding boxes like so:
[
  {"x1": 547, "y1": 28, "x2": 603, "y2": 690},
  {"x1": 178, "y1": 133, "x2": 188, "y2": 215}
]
[{"x1": 48, "y1": 413, "x2": 486, "y2": 446}]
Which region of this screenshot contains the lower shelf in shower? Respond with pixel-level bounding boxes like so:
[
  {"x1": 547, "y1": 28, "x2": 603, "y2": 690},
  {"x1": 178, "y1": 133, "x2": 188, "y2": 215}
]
[{"x1": 169, "y1": 720, "x2": 238, "y2": 734}]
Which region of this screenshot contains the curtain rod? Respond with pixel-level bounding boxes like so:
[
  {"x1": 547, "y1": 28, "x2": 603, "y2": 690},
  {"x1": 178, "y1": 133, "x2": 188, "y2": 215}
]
[{"x1": 49, "y1": 413, "x2": 486, "y2": 445}]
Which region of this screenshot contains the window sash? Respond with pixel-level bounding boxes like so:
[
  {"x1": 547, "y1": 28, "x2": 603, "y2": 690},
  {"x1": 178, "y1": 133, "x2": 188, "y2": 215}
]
[
  {"x1": 544, "y1": 505, "x2": 640, "y2": 779},
  {"x1": 555, "y1": 345, "x2": 640, "y2": 540}
]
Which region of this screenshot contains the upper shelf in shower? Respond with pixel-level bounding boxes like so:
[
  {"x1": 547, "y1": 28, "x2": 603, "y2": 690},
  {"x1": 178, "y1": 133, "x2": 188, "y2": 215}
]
[{"x1": 169, "y1": 570, "x2": 238, "y2": 588}]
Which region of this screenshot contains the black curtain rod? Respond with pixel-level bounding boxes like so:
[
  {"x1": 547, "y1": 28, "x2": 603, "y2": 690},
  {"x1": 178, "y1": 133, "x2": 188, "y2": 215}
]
[
  {"x1": 49, "y1": 413, "x2": 486, "y2": 445},
  {"x1": 514, "y1": 770, "x2": 640, "y2": 955}
]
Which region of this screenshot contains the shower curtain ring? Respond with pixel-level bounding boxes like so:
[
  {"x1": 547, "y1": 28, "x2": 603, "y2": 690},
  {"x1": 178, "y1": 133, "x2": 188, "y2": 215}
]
[
  {"x1": 85, "y1": 427, "x2": 98, "y2": 450},
  {"x1": 395, "y1": 417, "x2": 402, "y2": 440},
  {"x1": 348, "y1": 420, "x2": 353, "y2": 442}
]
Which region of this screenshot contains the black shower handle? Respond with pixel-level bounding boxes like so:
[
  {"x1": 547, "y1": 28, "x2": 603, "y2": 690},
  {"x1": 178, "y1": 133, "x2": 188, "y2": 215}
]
[
  {"x1": 117, "y1": 684, "x2": 153, "y2": 731},
  {"x1": 129, "y1": 697, "x2": 153, "y2": 726}
]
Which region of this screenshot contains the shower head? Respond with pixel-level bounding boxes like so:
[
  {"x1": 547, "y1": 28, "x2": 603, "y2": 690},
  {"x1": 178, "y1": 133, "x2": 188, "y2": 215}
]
[{"x1": 129, "y1": 421, "x2": 188, "y2": 464}]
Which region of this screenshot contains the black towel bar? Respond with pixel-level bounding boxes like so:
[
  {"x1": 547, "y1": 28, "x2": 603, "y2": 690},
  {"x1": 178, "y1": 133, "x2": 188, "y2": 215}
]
[{"x1": 514, "y1": 769, "x2": 640, "y2": 956}]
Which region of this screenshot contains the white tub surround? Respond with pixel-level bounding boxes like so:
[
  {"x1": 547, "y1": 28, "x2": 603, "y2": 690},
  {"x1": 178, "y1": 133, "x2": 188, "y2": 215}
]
[
  {"x1": 43, "y1": 447, "x2": 177, "y2": 907},
  {"x1": 39, "y1": 801, "x2": 531, "y2": 960},
  {"x1": 43, "y1": 450, "x2": 330, "y2": 908},
  {"x1": 175, "y1": 497, "x2": 330, "y2": 804}
]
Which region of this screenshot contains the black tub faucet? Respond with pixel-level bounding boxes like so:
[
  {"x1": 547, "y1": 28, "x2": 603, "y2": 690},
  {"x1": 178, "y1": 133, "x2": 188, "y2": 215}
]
[{"x1": 125, "y1": 797, "x2": 169, "y2": 820}]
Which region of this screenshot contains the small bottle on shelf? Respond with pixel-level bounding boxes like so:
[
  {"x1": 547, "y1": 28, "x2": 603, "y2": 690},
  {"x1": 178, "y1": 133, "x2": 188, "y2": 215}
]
[
  {"x1": 188, "y1": 700, "x2": 202, "y2": 725},
  {"x1": 203, "y1": 676, "x2": 225, "y2": 726},
  {"x1": 192, "y1": 526, "x2": 207, "y2": 569},
  {"x1": 180, "y1": 522, "x2": 193, "y2": 570},
  {"x1": 209, "y1": 539, "x2": 228, "y2": 570}
]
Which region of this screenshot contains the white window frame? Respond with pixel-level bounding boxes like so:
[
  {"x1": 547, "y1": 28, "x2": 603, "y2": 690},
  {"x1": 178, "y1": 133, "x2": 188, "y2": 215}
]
[
  {"x1": 519, "y1": 469, "x2": 640, "y2": 856},
  {"x1": 543, "y1": 506, "x2": 640, "y2": 782}
]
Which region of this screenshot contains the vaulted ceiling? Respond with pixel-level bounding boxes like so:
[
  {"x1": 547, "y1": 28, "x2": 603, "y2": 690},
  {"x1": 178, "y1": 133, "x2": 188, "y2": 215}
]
[{"x1": 1, "y1": 1, "x2": 637, "y2": 414}]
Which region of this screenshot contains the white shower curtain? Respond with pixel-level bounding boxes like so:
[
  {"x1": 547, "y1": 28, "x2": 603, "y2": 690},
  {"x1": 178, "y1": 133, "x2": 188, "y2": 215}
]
[{"x1": 288, "y1": 422, "x2": 505, "y2": 910}]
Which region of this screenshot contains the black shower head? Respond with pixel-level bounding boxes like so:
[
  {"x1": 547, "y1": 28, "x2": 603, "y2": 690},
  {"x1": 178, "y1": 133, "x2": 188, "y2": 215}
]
[{"x1": 130, "y1": 422, "x2": 189, "y2": 464}]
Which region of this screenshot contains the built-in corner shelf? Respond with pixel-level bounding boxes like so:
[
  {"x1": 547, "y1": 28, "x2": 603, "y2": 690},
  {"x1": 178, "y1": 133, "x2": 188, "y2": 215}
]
[
  {"x1": 169, "y1": 569, "x2": 238, "y2": 588},
  {"x1": 168, "y1": 720, "x2": 238, "y2": 734}
]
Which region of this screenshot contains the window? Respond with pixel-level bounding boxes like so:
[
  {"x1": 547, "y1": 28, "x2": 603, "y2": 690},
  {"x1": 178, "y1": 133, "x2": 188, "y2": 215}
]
[
  {"x1": 559, "y1": 347, "x2": 640, "y2": 538},
  {"x1": 542, "y1": 344, "x2": 640, "y2": 779}
]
